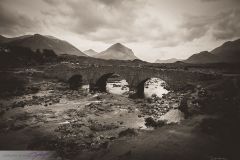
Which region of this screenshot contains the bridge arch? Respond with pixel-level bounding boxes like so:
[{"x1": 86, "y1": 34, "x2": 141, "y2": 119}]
[
  {"x1": 68, "y1": 74, "x2": 83, "y2": 90},
  {"x1": 94, "y1": 73, "x2": 114, "y2": 92},
  {"x1": 135, "y1": 77, "x2": 169, "y2": 98},
  {"x1": 94, "y1": 73, "x2": 130, "y2": 93},
  {"x1": 136, "y1": 78, "x2": 150, "y2": 98}
]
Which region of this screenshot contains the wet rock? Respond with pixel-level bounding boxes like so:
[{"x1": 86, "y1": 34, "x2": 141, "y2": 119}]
[
  {"x1": 119, "y1": 128, "x2": 138, "y2": 137},
  {"x1": 118, "y1": 121, "x2": 124, "y2": 125},
  {"x1": 107, "y1": 136, "x2": 116, "y2": 140},
  {"x1": 12, "y1": 101, "x2": 26, "y2": 108},
  {"x1": 179, "y1": 97, "x2": 189, "y2": 118},
  {"x1": 145, "y1": 117, "x2": 165, "y2": 128},
  {"x1": 159, "y1": 109, "x2": 184, "y2": 124}
]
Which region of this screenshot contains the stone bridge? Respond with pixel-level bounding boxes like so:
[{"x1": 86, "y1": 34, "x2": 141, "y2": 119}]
[{"x1": 44, "y1": 64, "x2": 216, "y2": 97}]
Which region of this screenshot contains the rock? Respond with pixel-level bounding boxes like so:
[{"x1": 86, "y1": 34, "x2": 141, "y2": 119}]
[
  {"x1": 172, "y1": 103, "x2": 179, "y2": 109},
  {"x1": 107, "y1": 136, "x2": 116, "y2": 140},
  {"x1": 159, "y1": 109, "x2": 184, "y2": 124},
  {"x1": 12, "y1": 101, "x2": 26, "y2": 108},
  {"x1": 179, "y1": 97, "x2": 189, "y2": 118},
  {"x1": 145, "y1": 117, "x2": 165, "y2": 128},
  {"x1": 119, "y1": 128, "x2": 137, "y2": 137}
]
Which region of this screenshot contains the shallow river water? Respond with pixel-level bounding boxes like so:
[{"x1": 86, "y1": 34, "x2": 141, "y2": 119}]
[
  {"x1": 144, "y1": 78, "x2": 169, "y2": 98},
  {"x1": 106, "y1": 78, "x2": 169, "y2": 98}
]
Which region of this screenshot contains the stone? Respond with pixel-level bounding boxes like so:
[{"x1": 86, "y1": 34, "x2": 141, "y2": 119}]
[{"x1": 118, "y1": 128, "x2": 137, "y2": 137}]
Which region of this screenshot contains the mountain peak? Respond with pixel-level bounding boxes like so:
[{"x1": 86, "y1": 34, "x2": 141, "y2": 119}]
[
  {"x1": 112, "y1": 43, "x2": 124, "y2": 47},
  {"x1": 87, "y1": 49, "x2": 96, "y2": 52},
  {"x1": 109, "y1": 43, "x2": 130, "y2": 52},
  {"x1": 33, "y1": 33, "x2": 42, "y2": 37},
  {"x1": 94, "y1": 43, "x2": 138, "y2": 60},
  {"x1": 83, "y1": 49, "x2": 98, "y2": 56},
  {"x1": 32, "y1": 34, "x2": 47, "y2": 39},
  {"x1": 32, "y1": 34, "x2": 58, "y2": 40}
]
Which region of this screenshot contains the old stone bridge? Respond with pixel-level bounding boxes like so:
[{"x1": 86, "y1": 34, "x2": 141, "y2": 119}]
[{"x1": 44, "y1": 64, "x2": 216, "y2": 97}]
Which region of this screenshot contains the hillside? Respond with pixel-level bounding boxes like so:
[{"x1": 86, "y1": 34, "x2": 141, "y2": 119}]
[
  {"x1": 83, "y1": 49, "x2": 98, "y2": 57},
  {"x1": 184, "y1": 51, "x2": 220, "y2": 64},
  {"x1": 211, "y1": 39, "x2": 240, "y2": 63},
  {"x1": 1, "y1": 34, "x2": 86, "y2": 56},
  {"x1": 184, "y1": 39, "x2": 240, "y2": 63}
]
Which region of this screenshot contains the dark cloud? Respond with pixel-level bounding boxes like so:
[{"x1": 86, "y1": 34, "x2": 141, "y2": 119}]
[
  {"x1": 41, "y1": 0, "x2": 140, "y2": 34},
  {"x1": 212, "y1": 9, "x2": 240, "y2": 40},
  {"x1": 0, "y1": 4, "x2": 40, "y2": 35},
  {"x1": 96, "y1": 0, "x2": 124, "y2": 6},
  {"x1": 180, "y1": 14, "x2": 214, "y2": 41},
  {"x1": 42, "y1": 0, "x2": 56, "y2": 5},
  {"x1": 179, "y1": 8, "x2": 240, "y2": 42},
  {"x1": 201, "y1": 0, "x2": 240, "y2": 3},
  {"x1": 201, "y1": 0, "x2": 221, "y2": 2},
  {"x1": 0, "y1": 0, "x2": 240, "y2": 54}
]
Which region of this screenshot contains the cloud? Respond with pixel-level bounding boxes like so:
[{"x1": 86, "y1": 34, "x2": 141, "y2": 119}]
[
  {"x1": 40, "y1": 0, "x2": 142, "y2": 35},
  {"x1": 179, "y1": 14, "x2": 213, "y2": 41},
  {"x1": 96, "y1": 0, "x2": 125, "y2": 7},
  {"x1": 0, "y1": 0, "x2": 240, "y2": 61},
  {"x1": 212, "y1": 9, "x2": 240, "y2": 40},
  {"x1": 201, "y1": 0, "x2": 221, "y2": 2},
  {"x1": 1, "y1": 0, "x2": 239, "y2": 45},
  {"x1": 0, "y1": 3, "x2": 41, "y2": 35},
  {"x1": 177, "y1": 8, "x2": 240, "y2": 42}
]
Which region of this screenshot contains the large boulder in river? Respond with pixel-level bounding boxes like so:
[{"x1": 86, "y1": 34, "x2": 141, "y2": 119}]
[{"x1": 159, "y1": 109, "x2": 184, "y2": 124}]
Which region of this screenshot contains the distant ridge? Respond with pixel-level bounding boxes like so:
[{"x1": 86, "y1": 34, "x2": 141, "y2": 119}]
[
  {"x1": 0, "y1": 34, "x2": 87, "y2": 56},
  {"x1": 83, "y1": 49, "x2": 98, "y2": 57},
  {"x1": 184, "y1": 38, "x2": 240, "y2": 63},
  {"x1": 155, "y1": 58, "x2": 183, "y2": 63}
]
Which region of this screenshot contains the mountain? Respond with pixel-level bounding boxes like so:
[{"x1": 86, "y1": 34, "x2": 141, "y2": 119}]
[
  {"x1": 0, "y1": 35, "x2": 9, "y2": 43},
  {"x1": 155, "y1": 58, "x2": 183, "y2": 63},
  {"x1": 184, "y1": 39, "x2": 240, "y2": 63},
  {"x1": 184, "y1": 51, "x2": 220, "y2": 64},
  {"x1": 1, "y1": 34, "x2": 86, "y2": 56},
  {"x1": 94, "y1": 43, "x2": 138, "y2": 60},
  {"x1": 83, "y1": 49, "x2": 98, "y2": 57},
  {"x1": 211, "y1": 39, "x2": 240, "y2": 63}
]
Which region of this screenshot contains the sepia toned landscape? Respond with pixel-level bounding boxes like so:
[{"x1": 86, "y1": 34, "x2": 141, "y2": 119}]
[{"x1": 0, "y1": 0, "x2": 240, "y2": 160}]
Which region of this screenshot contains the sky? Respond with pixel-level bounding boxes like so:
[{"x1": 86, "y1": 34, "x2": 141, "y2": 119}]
[{"x1": 0, "y1": 0, "x2": 240, "y2": 62}]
